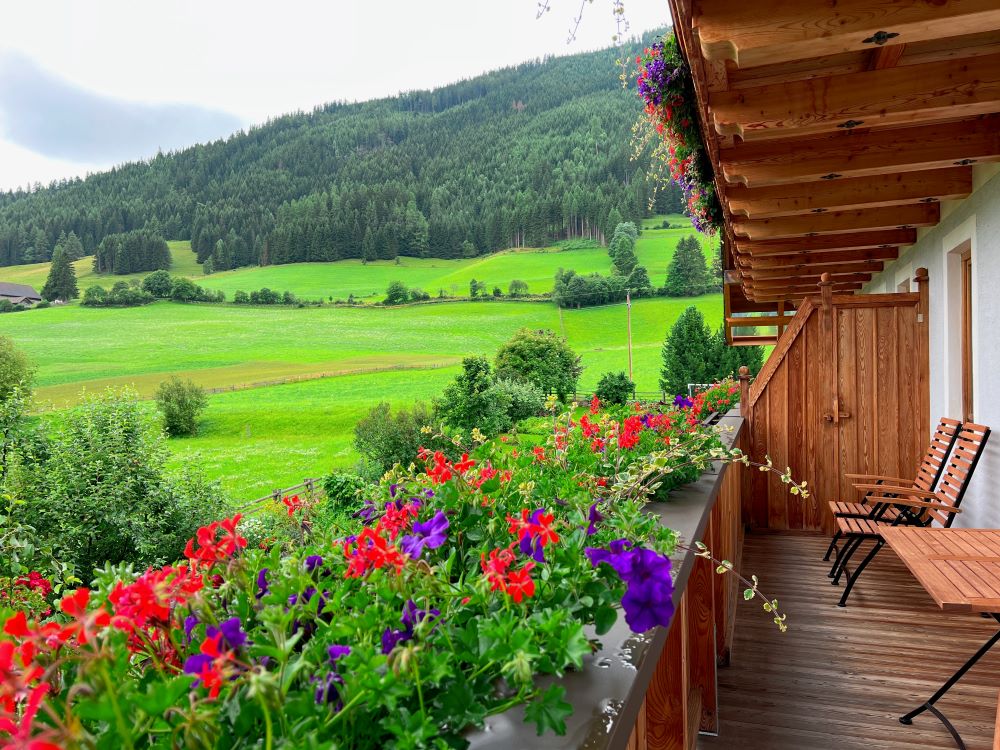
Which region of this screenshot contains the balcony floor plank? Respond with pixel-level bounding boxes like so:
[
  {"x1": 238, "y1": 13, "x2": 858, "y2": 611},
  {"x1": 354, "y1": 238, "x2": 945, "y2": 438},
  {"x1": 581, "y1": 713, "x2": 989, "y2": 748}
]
[{"x1": 699, "y1": 534, "x2": 1000, "y2": 750}]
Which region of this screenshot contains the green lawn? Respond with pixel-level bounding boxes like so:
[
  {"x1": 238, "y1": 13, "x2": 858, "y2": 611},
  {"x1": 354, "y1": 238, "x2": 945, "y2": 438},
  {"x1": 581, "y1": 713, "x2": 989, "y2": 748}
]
[{"x1": 2, "y1": 294, "x2": 722, "y2": 499}]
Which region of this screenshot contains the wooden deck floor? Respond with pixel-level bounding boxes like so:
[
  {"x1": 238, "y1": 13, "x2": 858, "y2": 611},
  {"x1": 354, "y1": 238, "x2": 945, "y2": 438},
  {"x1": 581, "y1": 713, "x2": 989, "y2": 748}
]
[{"x1": 699, "y1": 534, "x2": 1000, "y2": 750}]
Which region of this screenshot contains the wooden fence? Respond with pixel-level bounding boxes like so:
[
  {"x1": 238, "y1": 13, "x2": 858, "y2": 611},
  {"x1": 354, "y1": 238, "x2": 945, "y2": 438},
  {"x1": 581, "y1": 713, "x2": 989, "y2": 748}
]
[{"x1": 236, "y1": 478, "x2": 321, "y2": 515}]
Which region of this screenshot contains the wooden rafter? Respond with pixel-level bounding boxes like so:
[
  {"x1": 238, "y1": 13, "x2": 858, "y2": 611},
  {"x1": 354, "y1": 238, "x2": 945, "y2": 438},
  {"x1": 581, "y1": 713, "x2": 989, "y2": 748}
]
[
  {"x1": 736, "y1": 229, "x2": 917, "y2": 257},
  {"x1": 746, "y1": 273, "x2": 872, "y2": 290},
  {"x1": 733, "y1": 203, "x2": 939, "y2": 240},
  {"x1": 726, "y1": 167, "x2": 971, "y2": 219},
  {"x1": 720, "y1": 116, "x2": 1000, "y2": 187},
  {"x1": 709, "y1": 52, "x2": 1000, "y2": 140},
  {"x1": 745, "y1": 261, "x2": 884, "y2": 280},
  {"x1": 691, "y1": 0, "x2": 1000, "y2": 69},
  {"x1": 749, "y1": 246, "x2": 899, "y2": 269}
]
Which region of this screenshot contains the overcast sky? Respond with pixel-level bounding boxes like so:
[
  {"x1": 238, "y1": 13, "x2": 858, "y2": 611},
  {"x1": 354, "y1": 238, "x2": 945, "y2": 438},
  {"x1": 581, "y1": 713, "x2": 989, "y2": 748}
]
[{"x1": 0, "y1": 1, "x2": 669, "y2": 191}]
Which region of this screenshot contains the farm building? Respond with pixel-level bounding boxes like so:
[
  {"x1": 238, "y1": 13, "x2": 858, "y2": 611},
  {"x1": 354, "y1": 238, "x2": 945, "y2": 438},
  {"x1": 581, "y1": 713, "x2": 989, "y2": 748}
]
[{"x1": 0, "y1": 282, "x2": 41, "y2": 307}]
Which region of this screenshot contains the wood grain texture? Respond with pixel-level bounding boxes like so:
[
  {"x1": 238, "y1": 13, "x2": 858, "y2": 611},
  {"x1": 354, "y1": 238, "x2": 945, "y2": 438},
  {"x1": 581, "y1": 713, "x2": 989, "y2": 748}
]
[
  {"x1": 698, "y1": 534, "x2": 1000, "y2": 750},
  {"x1": 743, "y1": 289, "x2": 927, "y2": 531}
]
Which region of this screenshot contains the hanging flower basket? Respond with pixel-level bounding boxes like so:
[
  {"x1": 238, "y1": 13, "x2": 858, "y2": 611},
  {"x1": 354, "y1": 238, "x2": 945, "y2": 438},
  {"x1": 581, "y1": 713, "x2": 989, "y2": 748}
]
[{"x1": 634, "y1": 33, "x2": 724, "y2": 235}]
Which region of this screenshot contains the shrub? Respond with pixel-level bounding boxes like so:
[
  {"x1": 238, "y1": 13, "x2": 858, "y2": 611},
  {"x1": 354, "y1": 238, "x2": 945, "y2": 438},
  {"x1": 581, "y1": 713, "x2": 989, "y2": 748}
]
[
  {"x1": 233, "y1": 290, "x2": 249, "y2": 304},
  {"x1": 142, "y1": 270, "x2": 174, "y2": 298},
  {"x1": 170, "y1": 277, "x2": 201, "y2": 302},
  {"x1": 34, "y1": 300, "x2": 50, "y2": 309},
  {"x1": 353, "y1": 401, "x2": 441, "y2": 478},
  {"x1": 508, "y1": 279, "x2": 529, "y2": 297},
  {"x1": 82, "y1": 284, "x2": 154, "y2": 307},
  {"x1": 435, "y1": 356, "x2": 512, "y2": 437},
  {"x1": 385, "y1": 281, "x2": 409, "y2": 305},
  {"x1": 408, "y1": 287, "x2": 430, "y2": 302},
  {"x1": 8, "y1": 388, "x2": 222, "y2": 576},
  {"x1": 0, "y1": 336, "x2": 33, "y2": 404},
  {"x1": 494, "y1": 328, "x2": 582, "y2": 401},
  {"x1": 322, "y1": 471, "x2": 372, "y2": 508},
  {"x1": 0, "y1": 299, "x2": 20, "y2": 314},
  {"x1": 155, "y1": 376, "x2": 208, "y2": 436},
  {"x1": 595, "y1": 371, "x2": 635, "y2": 405},
  {"x1": 494, "y1": 377, "x2": 544, "y2": 423}
]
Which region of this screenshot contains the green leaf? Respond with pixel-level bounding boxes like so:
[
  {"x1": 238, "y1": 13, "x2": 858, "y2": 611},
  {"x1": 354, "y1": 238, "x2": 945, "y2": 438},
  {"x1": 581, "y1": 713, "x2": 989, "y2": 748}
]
[
  {"x1": 525, "y1": 684, "x2": 573, "y2": 736},
  {"x1": 594, "y1": 605, "x2": 617, "y2": 636},
  {"x1": 743, "y1": 588, "x2": 754, "y2": 601},
  {"x1": 133, "y1": 676, "x2": 191, "y2": 716}
]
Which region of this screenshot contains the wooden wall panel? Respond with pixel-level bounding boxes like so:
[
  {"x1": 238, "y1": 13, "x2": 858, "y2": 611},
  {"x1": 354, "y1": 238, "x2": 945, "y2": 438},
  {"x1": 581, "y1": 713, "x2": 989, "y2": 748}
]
[{"x1": 744, "y1": 282, "x2": 929, "y2": 531}]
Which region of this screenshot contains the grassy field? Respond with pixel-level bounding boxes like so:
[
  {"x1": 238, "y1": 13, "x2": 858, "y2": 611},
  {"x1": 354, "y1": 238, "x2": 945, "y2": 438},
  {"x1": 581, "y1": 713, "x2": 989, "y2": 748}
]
[
  {"x1": 0, "y1": 241, "x2": 205, "y2": 292},
  {"x1": 0, "y1": 215, "x2": 714, "y2": 302},
  {"x1": 1, "y1": 294, "x2": 722, "y2": 499},
  {"x1": 0, "y1": 213, "x2": 723, "y2": 500}
]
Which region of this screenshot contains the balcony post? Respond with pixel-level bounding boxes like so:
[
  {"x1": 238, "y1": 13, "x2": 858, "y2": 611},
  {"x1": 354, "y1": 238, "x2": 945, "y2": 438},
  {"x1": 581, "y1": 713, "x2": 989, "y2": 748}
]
[{"x1": 738, "y1": 366, "x2": 750, "y2": 417}]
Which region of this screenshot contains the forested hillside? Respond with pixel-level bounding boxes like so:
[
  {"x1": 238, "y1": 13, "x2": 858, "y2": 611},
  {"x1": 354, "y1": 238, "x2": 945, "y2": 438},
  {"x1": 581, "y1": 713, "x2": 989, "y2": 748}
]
[{"x1": 0, "y1": 32, "x2": 679, "y2": 271}]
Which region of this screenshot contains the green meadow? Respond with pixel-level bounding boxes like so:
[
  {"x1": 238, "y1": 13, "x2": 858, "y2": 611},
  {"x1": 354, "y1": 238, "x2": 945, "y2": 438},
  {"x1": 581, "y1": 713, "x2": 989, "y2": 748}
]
[
  {"x1": 0, "y1": 215, "x2": 714, "y2": 303},
  {"x1": 0, "y1": 214, "x2": 724, "y2": 500}
]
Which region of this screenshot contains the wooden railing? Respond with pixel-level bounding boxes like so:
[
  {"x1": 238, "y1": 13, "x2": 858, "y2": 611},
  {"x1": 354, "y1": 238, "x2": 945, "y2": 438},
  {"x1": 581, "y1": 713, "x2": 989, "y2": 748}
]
[{"x1": 739, "y1": 271, "x2": 930, "y2": 532}]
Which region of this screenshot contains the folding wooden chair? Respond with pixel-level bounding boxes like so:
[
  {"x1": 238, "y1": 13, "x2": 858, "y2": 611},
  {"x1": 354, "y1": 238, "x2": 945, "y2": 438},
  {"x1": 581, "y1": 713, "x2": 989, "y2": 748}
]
[
  {"x1": 823, "y1": 417, "x2": 961, "y2": 562},
  {"x1": 828, "y1": 421, "x2": 991, "y2": 607}
]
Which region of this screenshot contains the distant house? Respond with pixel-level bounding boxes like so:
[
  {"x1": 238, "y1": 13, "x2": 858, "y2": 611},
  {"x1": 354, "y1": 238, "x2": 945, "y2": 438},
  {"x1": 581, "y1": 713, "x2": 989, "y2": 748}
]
[{"x1": 0, "y1": 282, "x2": 42, "y2": 307}]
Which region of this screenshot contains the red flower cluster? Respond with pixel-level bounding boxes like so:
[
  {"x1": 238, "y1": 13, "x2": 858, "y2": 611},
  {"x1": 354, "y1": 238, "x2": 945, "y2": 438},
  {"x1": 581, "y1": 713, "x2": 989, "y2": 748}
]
[
  {"x1": 343, "y1": 528, "x2": 407, "y2": 578},
  {"x1": 377, "y1": 501, "x2": 419, "y2": 540},
  {"x1": 187, "y1": 632, "x2": 236, "y2": 700},
  {"x1": 282, "y1": 494, "x2": 304, "y2": 516},
  {"x1": 507, "y1": 509, "x2": 560, "y2": 550},
  {"x1": 473, "y1": 463, "x2": 498, "y2": 489},
  {"x1": 618, "y1": 415, "x2": 644, "y2": 449},
  {"x1": 184, "y1": 515, "x2": 248, "y2": 568},
  {"x1": 15, "y1": 573, "x2": 51, "y2": 599},
  {"x1": 579, "y1": 413, "x2": 600, "y2": 438},
  {"x1": 479, "y1": 547, "x2": 536, "y2": 603},
  {"x1": 108, "y1": 563, "x2": 204, "y2": 662}
]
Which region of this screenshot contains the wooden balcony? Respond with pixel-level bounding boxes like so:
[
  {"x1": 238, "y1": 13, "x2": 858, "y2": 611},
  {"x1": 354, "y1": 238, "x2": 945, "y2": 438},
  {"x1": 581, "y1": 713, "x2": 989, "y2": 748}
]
[{"x1": 700, "y1": 534, "x2": 1000, "y2": 750}]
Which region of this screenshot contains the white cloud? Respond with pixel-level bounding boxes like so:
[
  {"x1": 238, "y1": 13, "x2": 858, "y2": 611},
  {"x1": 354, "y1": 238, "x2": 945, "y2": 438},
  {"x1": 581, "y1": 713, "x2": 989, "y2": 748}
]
[{"x1": 0, "y1": 0, "x2": 670, "y2": 189}]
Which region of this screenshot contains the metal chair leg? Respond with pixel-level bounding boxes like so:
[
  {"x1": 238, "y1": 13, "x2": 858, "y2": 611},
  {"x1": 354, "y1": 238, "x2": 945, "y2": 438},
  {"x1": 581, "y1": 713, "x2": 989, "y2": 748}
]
[
  {"x1": 830, "y1": 536, "x2": 863, "y2": 581},
  {"x1": 838, "y1": 540, "x2": 884, "y2": 607},
  {"x1": 823, "y1": 531, "x2": 841, "y2": 561}
]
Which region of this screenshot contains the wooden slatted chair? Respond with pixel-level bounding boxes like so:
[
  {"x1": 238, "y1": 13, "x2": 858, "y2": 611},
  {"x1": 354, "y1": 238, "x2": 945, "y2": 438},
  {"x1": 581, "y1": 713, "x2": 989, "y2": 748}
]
[
  {"x1": 822, "y1": 417, "x2": 961, "y2": 562},
  {"x1": 828, "y1": 422, "x2": 991, "y2": 608}
]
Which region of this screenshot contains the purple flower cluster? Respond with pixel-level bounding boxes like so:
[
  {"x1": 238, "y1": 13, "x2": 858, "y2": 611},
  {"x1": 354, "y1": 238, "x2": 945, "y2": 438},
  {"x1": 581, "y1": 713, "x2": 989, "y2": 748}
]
[
  {"x1": 518, "y1": 508, "x2": 548, "y2": 562},
  {"x1": 400, "y1": 510, "x2": 449, "y2": 559},
  {"x1": 314, "y1": 644, "x2": 351, "y2": 708},
  {"x1": 585, "y1": 540, "x2": 674, "y2": 632},
  {"x1": 183, "y1": 616, "x2": 249, "y2": 678},
  {"x1": 586, "y1": 502, "x2": 604, "y2": 536},
  {"x1": 673, "y1": 395, "x2": 694, "y2": 409},
  {"x1": 381, "y1": 599, "x2": 441, "y2": 654}
]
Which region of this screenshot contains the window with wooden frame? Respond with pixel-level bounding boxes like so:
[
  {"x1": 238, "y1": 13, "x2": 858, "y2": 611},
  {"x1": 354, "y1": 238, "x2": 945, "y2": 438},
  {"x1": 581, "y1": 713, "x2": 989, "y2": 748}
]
[{"x1": 960, "y1": 246, "x2": 974, "y2": 422}]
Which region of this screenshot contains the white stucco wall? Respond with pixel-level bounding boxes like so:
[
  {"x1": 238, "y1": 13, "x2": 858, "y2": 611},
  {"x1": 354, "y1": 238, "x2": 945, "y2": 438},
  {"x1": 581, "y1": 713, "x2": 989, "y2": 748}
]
[{"x1": 864, "y1": 165, "x2": 1000, "y2": 528}]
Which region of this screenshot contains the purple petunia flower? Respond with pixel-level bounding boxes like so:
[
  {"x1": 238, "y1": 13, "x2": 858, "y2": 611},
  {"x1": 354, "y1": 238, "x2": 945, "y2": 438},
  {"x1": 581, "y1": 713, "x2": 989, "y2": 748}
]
[
  {"x1": 674, "y1": 395, "x2": 694, "y2": 409},
  {"x1": 183, "y1": 653, "x2": 213, "y2": 678},
  {"x1": 381, "y1": 600, "x2": 441, "y2": 654},
  {"x1": 327, "y1": 644, "x2": 351, "y2": 665},
  {"x1": 305, "y1": 555, "x2": 324, "y2": 572},
  {"x1": 207, "y1": 616, "x2": 249, "y2": 650},
  {"x1": 255, "y1": 568, "x2": 270, "y2": 600},
  {"x1": 586, "y1": 541, "x2": 674, "y2": 633},
  {"x1": 354, "y1": 499, "x2": 378, "y2": 524},
  {"x1": 516, "y1": 508, "x2": 548, "y2": 563},
  {"x1": 389, "y1": 484, "x2": 399, "y2": 498},
  {"x1": 183, "y1": 614, "x2": 199, "y2": 643},
  {"x1": 399, "y1": 510, "x2": 450, "y2": 559},
  {"x1": 586, "y1": 502, "x2": 605, "y2": 536}
]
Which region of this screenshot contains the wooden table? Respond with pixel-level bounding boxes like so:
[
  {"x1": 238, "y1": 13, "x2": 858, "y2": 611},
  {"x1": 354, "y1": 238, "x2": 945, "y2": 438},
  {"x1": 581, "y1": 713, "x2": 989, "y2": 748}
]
[{"x1": 881, "y1": 527, "x2": 1000, "y2": 750}]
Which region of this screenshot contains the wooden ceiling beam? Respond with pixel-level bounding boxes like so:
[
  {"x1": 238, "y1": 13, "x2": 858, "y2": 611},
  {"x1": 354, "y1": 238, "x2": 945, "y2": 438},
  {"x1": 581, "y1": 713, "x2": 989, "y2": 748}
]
[
  {"x1": 691, "y1": 0, "x2": 1000, "y2": 69},
  {"x1": 733, "y1": 203, "x2": 939, "y2": 240},
  {"x1": 710, "y1": 52, "x2": 1000, "y2": 140},
  {"x1": 720, "y1": 115, "x2": 1000, "y2": 186},
  {"x1": 749, "y1": 246, "x2": 899, "y2": 269},
  {"x1": 745, "y1": 262, "x2": 884, "y2": 279},
  {"x1": 746, "y1": 273, "x2": 873, "y2": 290},
  {"x1": 737, "y1": 228, "x2": 917, "y2": 257},
  {"x1": 726, "y1": 167, "x2": 971, "y2": 219}
]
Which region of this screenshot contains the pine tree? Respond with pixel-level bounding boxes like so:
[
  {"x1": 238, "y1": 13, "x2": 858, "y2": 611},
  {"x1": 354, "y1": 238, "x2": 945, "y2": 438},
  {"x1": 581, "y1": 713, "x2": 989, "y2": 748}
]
[
  {"x1": 63, "y1": 231, "x2": 84, "y2": 261},
  {"x1": 41, "y1": 247, "x2": 78, "y2": 302},
  {"x1": 659, "y1": 306, "x2": 715, "y2": 396},
  {"x1": 664, "y1": 236, "x2": 710, "y2": 296}
]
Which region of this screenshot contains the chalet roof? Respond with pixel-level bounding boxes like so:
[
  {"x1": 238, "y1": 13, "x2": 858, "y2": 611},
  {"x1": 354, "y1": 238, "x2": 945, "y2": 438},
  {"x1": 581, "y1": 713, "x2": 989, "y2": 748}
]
[
  {"x1": 0, "y1": 282, "x2": 41, "y2": 300},
  {"x1": 666, "y1": 1, "x2": 1000, "y2": 333}
]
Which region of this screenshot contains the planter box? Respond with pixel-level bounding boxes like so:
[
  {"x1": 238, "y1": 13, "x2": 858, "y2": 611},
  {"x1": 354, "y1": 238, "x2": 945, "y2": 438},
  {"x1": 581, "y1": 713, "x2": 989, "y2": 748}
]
[{"x1": 468, "y1": 409, "x2": 747, "y2": 749}]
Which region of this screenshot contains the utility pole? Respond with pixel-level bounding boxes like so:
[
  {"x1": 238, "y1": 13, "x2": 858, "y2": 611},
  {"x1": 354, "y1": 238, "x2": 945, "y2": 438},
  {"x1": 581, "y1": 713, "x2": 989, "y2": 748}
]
[{"x1": 626, "y1": 289, "x2": 633, "y2": 382}]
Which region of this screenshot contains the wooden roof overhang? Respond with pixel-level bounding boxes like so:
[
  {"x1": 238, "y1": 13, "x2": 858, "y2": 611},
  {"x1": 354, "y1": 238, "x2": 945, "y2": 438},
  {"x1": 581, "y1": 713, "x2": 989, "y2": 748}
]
[{"x1": 664, "y1": 0, "x2": 1000, "y2": 341}]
